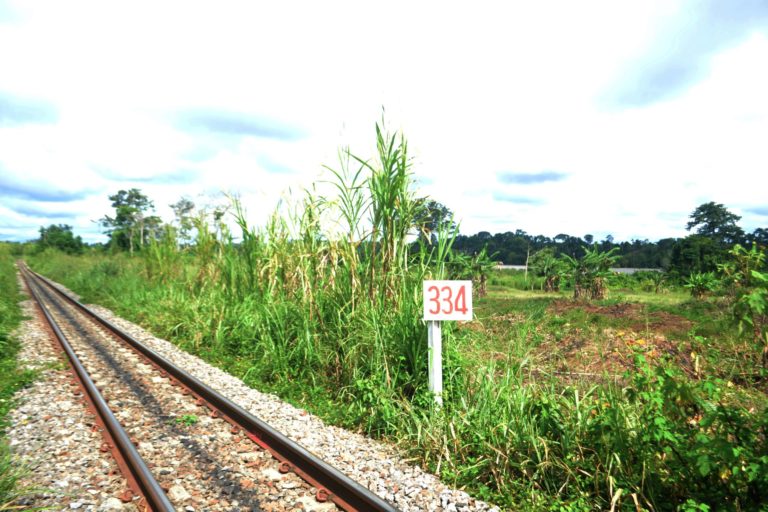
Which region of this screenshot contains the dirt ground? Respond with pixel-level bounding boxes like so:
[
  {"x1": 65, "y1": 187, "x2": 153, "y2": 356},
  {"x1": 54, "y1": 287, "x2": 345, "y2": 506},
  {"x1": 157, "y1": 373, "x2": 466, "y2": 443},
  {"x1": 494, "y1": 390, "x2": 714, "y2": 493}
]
[{"x1": 538, "y1": 300, "x2": 698, "y2": 378}]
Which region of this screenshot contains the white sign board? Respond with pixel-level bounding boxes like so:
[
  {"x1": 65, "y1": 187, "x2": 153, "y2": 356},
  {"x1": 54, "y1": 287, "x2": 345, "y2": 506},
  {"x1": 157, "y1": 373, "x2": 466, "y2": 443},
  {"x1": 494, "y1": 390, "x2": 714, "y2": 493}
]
[{"x1": 423, "y1": 280, "x2": 473, "y2": 321}]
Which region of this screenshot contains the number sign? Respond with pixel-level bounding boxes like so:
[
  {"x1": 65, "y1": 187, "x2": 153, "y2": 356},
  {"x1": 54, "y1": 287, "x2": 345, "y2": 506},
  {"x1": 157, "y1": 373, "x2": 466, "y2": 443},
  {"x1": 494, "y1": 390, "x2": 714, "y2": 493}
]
[{"x1": 423, "y1": 280, "x2": 473, "y2": 321}]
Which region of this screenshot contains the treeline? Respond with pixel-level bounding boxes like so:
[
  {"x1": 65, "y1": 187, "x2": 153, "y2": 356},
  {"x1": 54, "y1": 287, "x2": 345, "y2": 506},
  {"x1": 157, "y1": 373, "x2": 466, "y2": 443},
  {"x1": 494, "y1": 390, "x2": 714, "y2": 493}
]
[
  {"x1": 31, "y1": 190, "x2": 196, "y2": 256},
  {"x1": 29, "y1": 197, "x2": 766, "y2": 282},
  {"x1": 454, "y1": 202, "x2": 768, "y2": 277}
]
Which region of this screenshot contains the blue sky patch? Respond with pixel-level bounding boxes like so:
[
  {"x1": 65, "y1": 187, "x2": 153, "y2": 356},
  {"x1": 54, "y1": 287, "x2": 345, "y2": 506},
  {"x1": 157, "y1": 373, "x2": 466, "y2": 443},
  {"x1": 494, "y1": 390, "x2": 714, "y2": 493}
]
[
  {"x1": 98, "y1": 168, "x2": 201, "y2": 185},
  {"x1": 11, "y1": 204, "x2": 78, "y2": 219},
  {"x1": 256, "y1": 154, "x2": 295, "y2": 174},
  {"x1": 0, "y1": 171, "x2": 93, "y2": 202},
  {"x1": 497, "y1": 171, "x2": 567, "y2": 185},
  {"x1": 492, "y1": 192, "x2": 544, "y2": 205},
  {"x1": 0, "y1": 91, "x2": 58, "y2": 125},
  {"x1": 175, "y1": 109, "x2": 307, "y2": 140},
  {"x1": 603, "y1": 0, "x2": 768, "y2": 108},
  {"x1": 746, "y1": 206, "x2": 768, "y2": 217}
]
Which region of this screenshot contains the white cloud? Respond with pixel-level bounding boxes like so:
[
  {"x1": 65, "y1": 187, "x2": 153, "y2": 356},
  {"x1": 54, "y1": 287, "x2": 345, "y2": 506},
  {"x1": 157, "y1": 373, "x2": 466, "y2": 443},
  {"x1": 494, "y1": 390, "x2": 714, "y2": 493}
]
[{"x1": 0, "y1": 0, "x2": 766, "y2": 243}]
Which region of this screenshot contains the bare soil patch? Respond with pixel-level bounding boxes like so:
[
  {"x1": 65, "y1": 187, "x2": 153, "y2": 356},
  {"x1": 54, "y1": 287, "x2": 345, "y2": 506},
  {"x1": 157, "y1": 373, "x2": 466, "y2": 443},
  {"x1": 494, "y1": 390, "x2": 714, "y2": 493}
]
[
  {"x1": 548, "y1": 300, "x2": 693, "y2": 336},
  {"x1": 536, "y1": 301, "x2": 697, "y2": 378}
]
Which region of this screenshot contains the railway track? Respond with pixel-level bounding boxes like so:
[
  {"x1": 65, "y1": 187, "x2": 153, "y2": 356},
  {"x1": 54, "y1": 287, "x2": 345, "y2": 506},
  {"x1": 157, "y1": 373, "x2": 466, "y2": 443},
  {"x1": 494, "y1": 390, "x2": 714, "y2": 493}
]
[{"x1": 20, "y1": 263, "x2": 398, "y2": 512}]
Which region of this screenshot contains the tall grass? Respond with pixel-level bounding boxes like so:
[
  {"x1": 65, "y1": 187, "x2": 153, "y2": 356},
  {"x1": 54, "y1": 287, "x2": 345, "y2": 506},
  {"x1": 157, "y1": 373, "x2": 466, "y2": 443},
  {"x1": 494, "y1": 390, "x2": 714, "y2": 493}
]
[
  {"x1": 26, "y1": 124, "x2": 768, "y2": 510},
  {"x1": 31, "y1": 122, "x2": 447, "y2": 413}
]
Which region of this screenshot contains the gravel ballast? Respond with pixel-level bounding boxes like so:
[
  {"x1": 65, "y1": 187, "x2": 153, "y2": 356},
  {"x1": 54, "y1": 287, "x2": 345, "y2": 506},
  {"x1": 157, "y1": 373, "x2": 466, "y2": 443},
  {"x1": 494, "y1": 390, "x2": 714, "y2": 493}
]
[{"x1": 8, "y1": 284, "x2": 139, "y2": 511}]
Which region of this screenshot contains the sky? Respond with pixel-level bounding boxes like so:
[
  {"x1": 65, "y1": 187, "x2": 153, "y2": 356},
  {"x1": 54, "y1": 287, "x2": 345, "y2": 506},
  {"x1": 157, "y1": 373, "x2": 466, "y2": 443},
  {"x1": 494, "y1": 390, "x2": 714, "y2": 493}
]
[{"x1": 1, "y1": 0, "x2": 767, "y2": 244}]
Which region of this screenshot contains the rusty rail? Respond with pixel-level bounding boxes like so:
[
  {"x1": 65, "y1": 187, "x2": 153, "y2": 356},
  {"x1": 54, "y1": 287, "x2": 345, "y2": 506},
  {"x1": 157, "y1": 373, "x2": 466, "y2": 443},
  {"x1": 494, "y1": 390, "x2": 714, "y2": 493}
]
[
  {"x1": 20, "y1": 264, "x2": 175, "y2": 512},
  {"x1": 25, "y1": 264, "x2": 400, "y2": 512}
]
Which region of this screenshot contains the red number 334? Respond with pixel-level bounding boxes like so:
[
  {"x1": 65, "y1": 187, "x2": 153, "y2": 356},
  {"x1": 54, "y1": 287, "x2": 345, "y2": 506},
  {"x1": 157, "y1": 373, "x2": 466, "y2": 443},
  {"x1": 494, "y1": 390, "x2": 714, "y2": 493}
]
[{"x1": 427, "y1": 285, "x2": 468, "y2": 315}]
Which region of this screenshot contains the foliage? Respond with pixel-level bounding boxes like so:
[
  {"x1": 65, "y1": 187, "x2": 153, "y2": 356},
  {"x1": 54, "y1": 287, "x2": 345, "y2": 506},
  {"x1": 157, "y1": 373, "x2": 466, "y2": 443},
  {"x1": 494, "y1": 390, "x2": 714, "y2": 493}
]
[
  {"x1": 529, "y1": 247, "x2": 567, "y2": 292},
  {"x1": 686, "y1": 202, "x2": 745, "y2": 246},
  {"x1": 734, "y1": 270, "x2": 768, "y2": 366},
  {"x1": 748, "y1": 228, "x2": 768, "y2": 247},
  {"x1": 721, "y1": 244, "x2": 768, "y2": 366},
  {"x1": 0, "y1": 244, "x2": 36, "y2": 428},
  {"x1": 35, "y1": 224, "x2": 84, "y2": 254},
  {"x1": 684, "y1": 272, "x2": 720, "y2": 299},
  {"x1": 169, "y1": 197, "x2": 196, "y2": 245},
  {"x1": 27, "y1": 239, "x2": 768, "y2": 509},
  {"x1": 561, "y1": 244, "x2": 620, "y2": 300},
  {"x1": 671, "y1": 235, "x2": 722, "y2": 277},
  {"x1": 718, "y1": 243, "x2": 766, "y2": 297},
  {"x1": 454, "y1": 230, "x2": 679, "y2": 269},
  {"x1": 414, "y1": 200, "x2": 456, "y2": 245},
  {"x1": 0, "y1": 244, "x2": 39, "y2": 506},
  {"x1": 355, "y1": 122, "x2": 427, "y2": 302},
  {"x1": 642, "y1": 270, "x2": 668, "y2": 294},
  {"x1": 446, "y1": 247, "x2": 496, "y2": 297},
  {"x1": 605, "y1": 270, "x2": 670, "y2": 294},
  {"x1": 172, "y1": 414, "x2": 199, "y2": 427},
  {"x1": 400, "y1": 353, "x2": 768, "y2": 510},
  {"x1": 100, "y1": 188, "x2": 162, "y2": 253},
  {"x1": 669, "y1": 203, "x2": 748, "y2": 278},
  {"x1": 451, "y1": 202, "x2": 763, "y2": 277},
  {"x1": 0, "y1": 442, "x2": 43, "y2": 511}
]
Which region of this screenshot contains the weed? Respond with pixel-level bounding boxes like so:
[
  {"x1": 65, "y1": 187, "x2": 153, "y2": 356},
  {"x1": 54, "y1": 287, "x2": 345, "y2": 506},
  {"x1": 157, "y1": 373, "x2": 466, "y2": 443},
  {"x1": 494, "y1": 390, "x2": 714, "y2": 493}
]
[
  {"x1": 172, "y1": 414, "x2": 199, "y2": 427},
  {"x1": 0, "y1": 243, "x2": 40, "y2": 505}
]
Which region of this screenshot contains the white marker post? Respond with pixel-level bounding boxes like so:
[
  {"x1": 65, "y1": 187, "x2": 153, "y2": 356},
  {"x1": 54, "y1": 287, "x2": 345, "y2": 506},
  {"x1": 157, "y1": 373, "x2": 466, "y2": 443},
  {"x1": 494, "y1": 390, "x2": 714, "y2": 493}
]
[
  {"x1": 423, "y1": 280, "x2": 473, "y2": 405},
  {"x1": 427, "y1": 320, "x2": 443, "y2": 405}
]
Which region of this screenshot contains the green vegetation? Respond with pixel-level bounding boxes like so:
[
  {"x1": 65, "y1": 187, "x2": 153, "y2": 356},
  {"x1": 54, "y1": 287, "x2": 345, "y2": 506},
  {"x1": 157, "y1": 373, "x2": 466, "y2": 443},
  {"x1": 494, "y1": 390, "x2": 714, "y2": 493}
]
[
  {"x1": 22, "y1": 124, "x2": 768, "y2": 510},
  {"x1": 172, "y1": 414, "x2": 199, "y2": 427},
  {"x1": 453, "y1": 202, "x2": 767, "y2": 273},
  {"x1": 0, "y1": 243, "x2": 38, "y2": 506},
  {"x1": 35, "y1": 224, "x2": 84, "y2": 255},
  {"x1": 100, "y1": 188, "x2": 163, "y2": 254},
  {"x1": 685, "y1": 272, "x2": 719, "y2": 299},
  {"x1": 562, "y1": 245, "x2": 620, "y2": 300}
]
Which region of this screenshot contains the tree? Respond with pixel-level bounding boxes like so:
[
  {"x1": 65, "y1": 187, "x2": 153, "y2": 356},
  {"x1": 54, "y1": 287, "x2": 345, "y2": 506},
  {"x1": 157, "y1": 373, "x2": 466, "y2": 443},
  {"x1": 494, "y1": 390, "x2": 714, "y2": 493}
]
[
  {"x1": 37, "y1": 224, "x2": 84, "y2": 254},
  {"x1": 100, "y1": 189, "x2": 157, "y2": 254},
  {"x1": 600, "y1": 234, "x2": 615, "y2": 253},
  {"x1": 686, "y1": 202, "x2": 745, "y2": 246},
  {"x1": 170, "y1": 197, "x2": 196, "y2": 245},
  {"x1": 670, "y1": 235, "x2": 720, "y2": 275},
  {"x1": 415, "y1": 199, "x2": 455, "y2": 244},
  {"x1": 669, "y1": 202, "x2": 746, "y2": 276},
  {"x1": 553, "y1": 234, "x2": 584, "y2": 259},
  {"x1": 747, "y1": 228, "x2": 768, "y2": 247}
]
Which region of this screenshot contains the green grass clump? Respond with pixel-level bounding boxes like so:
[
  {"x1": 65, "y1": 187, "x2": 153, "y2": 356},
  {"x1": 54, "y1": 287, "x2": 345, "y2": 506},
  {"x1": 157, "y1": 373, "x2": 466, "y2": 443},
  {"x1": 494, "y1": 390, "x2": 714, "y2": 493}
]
[
  {"x1": 400, "y1": 356, "x2": 768, "y2": 510},
  {"x1": 0, "y1": 243, "x2": 39, "y2": 506}
]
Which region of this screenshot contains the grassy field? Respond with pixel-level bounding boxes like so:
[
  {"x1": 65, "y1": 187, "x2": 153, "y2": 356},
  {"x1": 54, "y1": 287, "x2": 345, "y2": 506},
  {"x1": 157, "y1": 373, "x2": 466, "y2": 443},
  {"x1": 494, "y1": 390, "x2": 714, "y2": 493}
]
[
  {"x1": 23, "y1": 253, "x2": 768, "y2": 511},
  {"x1": 471, "y1": 275, "x2": 758, "y2": 382},
  {"x1": 0, "y1": 243, "x2": 39, "y2": 506}
]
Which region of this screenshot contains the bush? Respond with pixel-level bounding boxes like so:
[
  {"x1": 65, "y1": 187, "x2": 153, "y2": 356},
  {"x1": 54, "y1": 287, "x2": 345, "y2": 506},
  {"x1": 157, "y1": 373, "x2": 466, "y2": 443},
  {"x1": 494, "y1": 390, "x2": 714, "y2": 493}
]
[{"x1": 685, "y1": 272, "x2": 719, "y2": 298}]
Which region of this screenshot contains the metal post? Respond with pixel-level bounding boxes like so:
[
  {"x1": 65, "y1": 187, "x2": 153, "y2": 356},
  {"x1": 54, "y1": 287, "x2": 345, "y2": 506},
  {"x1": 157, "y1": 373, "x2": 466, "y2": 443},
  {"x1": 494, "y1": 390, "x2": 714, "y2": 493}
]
[{"x1": 427, "y1": 320, "x2": 443, "y2": 406}]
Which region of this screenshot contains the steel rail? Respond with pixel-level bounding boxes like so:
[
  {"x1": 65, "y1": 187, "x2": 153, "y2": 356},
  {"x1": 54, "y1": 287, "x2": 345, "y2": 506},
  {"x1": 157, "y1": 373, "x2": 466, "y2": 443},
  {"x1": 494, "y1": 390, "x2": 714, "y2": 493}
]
[
  {"x1": 20, "y1": 265, "x2": 175, "y2": 512},
  {"x1": 26, "y1": 265, "x2": 400, "y2": 512}
]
